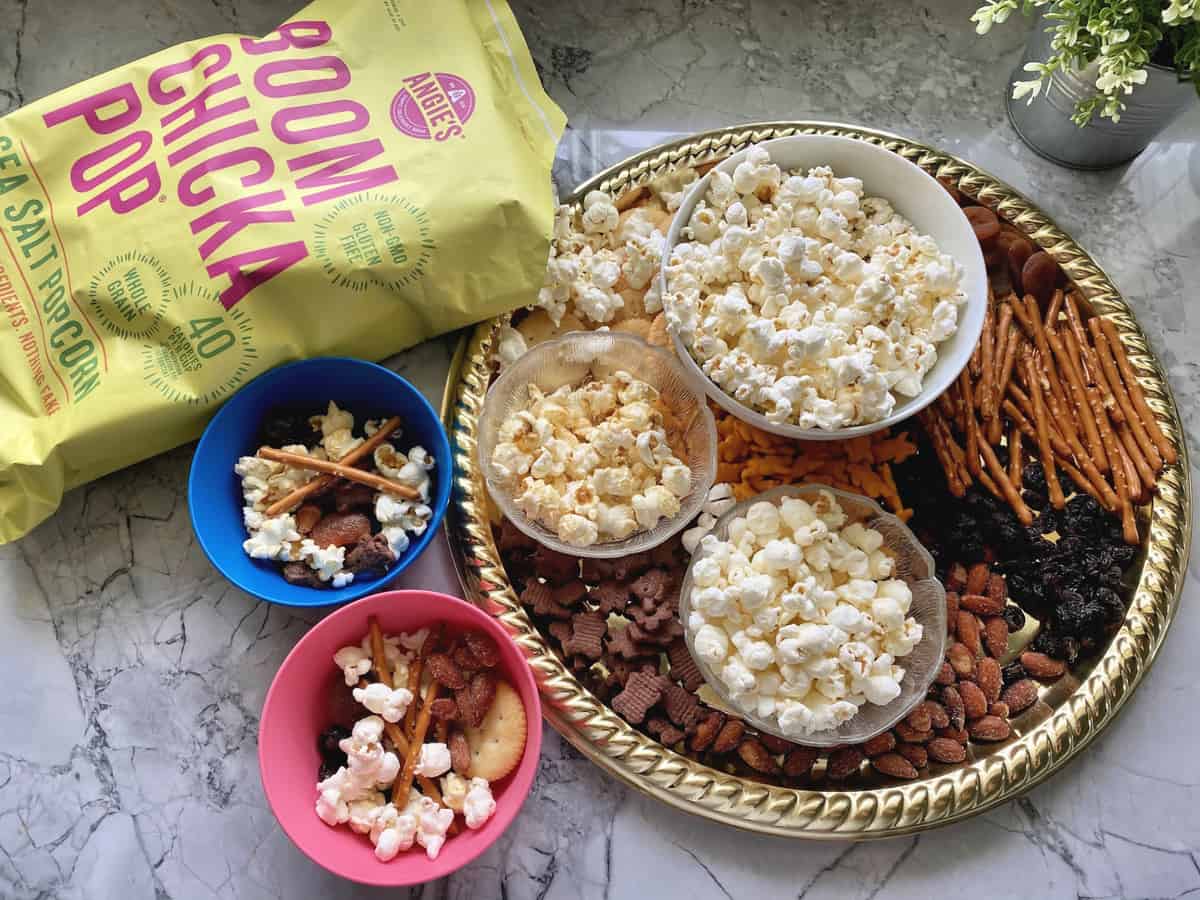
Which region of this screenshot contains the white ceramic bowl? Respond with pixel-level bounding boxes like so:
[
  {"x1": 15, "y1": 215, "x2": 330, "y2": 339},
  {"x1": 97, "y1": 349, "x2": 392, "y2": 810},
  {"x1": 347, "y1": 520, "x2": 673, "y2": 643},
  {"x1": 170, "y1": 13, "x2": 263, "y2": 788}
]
[
  {"x1": 661, "y1": 133, "x2": 988, "y2": 440},
  {"x1": 678, "y1": 484, "x2": 947, "y2": 748},
  {"x1": 477, "y1": 331, "x2": 718, "y2": 558}
]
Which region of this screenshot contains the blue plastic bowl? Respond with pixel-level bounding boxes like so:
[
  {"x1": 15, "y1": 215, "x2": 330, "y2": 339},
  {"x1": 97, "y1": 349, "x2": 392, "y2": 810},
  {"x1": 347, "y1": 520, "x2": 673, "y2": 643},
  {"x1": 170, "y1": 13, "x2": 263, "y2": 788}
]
[{"x1": 188, "y1": 357, "x2": 452, "y2": 607}]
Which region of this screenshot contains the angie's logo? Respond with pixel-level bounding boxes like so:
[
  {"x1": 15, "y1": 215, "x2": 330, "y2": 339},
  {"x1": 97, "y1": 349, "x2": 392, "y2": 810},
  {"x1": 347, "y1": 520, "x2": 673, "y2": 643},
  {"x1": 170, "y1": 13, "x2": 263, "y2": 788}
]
[{"x1": 390, "y1": 72, "x2": 475, "y2": 141}]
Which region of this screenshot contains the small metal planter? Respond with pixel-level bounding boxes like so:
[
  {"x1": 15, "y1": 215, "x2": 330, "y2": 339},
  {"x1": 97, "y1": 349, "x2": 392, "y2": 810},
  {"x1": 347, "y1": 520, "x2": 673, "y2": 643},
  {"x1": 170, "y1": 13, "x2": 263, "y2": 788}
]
[{"x1": 1006, "y1": 13, "x2": 1196, "y2": 170}]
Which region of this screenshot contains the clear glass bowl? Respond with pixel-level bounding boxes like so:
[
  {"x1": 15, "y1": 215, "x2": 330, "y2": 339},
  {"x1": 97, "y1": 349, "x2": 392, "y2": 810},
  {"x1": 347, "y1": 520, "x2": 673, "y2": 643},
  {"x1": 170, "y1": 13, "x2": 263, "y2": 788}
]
[
  {"x1": 679, "y1": 483, "x2": 947, "y2": 748},
  {"x1": 477, "y1": 331, "x2": 718, "y2": 559}
]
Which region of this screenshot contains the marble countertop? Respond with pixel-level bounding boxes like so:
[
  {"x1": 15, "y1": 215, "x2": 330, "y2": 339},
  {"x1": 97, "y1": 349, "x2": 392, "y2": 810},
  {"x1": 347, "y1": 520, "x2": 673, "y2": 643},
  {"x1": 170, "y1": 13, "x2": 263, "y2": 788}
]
[{"x1": 1, "y1": 1, "x2": 1197, "y2": 898}]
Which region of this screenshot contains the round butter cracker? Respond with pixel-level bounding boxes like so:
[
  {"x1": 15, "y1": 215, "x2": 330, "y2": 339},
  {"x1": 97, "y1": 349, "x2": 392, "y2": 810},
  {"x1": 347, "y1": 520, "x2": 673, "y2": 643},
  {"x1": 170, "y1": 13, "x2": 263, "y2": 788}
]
[{"x1": 465, "y1": 680, "x2": 527, "y2": 782}]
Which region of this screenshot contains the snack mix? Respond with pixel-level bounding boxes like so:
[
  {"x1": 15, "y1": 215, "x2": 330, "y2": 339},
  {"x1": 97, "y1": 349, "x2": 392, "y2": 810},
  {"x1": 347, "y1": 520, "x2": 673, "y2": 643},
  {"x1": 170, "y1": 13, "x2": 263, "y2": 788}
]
[
  {"x1": 490, "y1": 371, "x2": 692, "y2": 547},
  {"x1": 686, "y1": 490, "x2": 922, "y2": 737},
  {"x1": 316, "y1": 619, "x2": 524, "y2": 861},
  {"x1": 235, "y1": 403, "x2": 434, "y2": 588},
  {"x1": 663, "y1": 145, "x2": 966, "y2": 429},
  {"x1": 484, "y1": 149, "x2": 1163, "y2": 787}
]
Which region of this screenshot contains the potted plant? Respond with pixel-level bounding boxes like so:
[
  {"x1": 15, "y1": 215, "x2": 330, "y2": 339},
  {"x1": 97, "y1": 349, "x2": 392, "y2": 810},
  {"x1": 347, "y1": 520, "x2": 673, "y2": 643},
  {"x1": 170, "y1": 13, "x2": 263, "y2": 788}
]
[{"x1": 972, "y1": 0, "x2": 1200, "y2": 168}]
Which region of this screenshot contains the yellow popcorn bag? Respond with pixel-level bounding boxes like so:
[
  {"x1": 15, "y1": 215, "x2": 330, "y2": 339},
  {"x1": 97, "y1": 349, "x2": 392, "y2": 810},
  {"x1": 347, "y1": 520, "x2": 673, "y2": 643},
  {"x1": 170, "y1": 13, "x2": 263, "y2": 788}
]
[{"x1": 0, "y1": 0, "x2": 564, "y2": 541}]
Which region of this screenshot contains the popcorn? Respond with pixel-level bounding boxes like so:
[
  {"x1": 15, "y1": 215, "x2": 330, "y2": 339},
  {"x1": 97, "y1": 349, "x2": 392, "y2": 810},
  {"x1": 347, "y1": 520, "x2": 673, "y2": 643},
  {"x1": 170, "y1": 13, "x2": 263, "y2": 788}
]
[
  {"x1": 353, "y1": 682, "x2": 415, "y2": 723},
  {"x1": 334, "y1": 645, "x2": 373, "y2": 686},
  {"x1": 684, "y1": 490, "x2": 921, "y2": 737},
  {"x1": 495, "y1": 324, "x2": 529, "y2": 369},
  {"x1": 439, "y1": 772, "x2": 469, "y2": 812},
  {"x1": 299, "y1": 539, "x2": 347, "y2": 582},
  {"x1": 413, "y1": 742, "x2": 453, "y2": 778},
  {"x1": 664, "y1": 146, "x2": 966, "y2": 429},
  {"x1": 369, "y1": 801, "x2": 418, "y2": 862},
  {"x1": 242, "y1": 514, "x2": 300, "y2": 560},
  {"x1": 414, "y1": 795, "x2": 455, "y2": 859},
  {"x1": 491, "y1": 372, "x2": 692, "y2": 547},
  {"x1": 462, "y1": 777, "x2": 497, "y2": 830}
]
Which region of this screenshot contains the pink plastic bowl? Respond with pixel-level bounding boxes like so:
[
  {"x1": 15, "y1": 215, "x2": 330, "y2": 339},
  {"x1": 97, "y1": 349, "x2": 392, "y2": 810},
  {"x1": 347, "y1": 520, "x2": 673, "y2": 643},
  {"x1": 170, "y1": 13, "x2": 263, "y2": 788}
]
[{"x1": 258, "y1": 590, "x2": 542, "y2": 886}]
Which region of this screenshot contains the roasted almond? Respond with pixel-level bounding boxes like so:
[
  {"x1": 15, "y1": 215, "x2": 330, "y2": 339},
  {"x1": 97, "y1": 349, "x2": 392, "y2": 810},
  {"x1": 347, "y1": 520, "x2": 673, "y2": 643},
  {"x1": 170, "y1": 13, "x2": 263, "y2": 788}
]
[
  {"x1": 948, "y1": 642, "x2": 975, "y2": 677},
  {"x1": 966, "y1": 562, "x2": 989, "y2": 595},
  {"x1": 960, "y1": 593, "x2": 1005, "y2": 616},
  {"x1": 959, "y1": 680, "x2": 988, "y2": 720},
  {"x1": 426, "y1": 652, "x2": 467, "y2": 690},
  {"x1": 826, "y1": 748, "x2": 864, "y2": 781},
  {"x1": 872, "y1": 752, "x2": 919, "y2": 779},
  {"x1": 690, "y1": 711, "x2": 724, "y2": 752},
  {"x1": 894, "y1": 721, "x2": 933, "y2": 744},
  {"x1": 935, "y1": 661, "x2": 956, "y2": 686},
  {"x1": 905, "y1": 705, "x2": 933, "y2": 734},
  {"x1": 896, "y1": 742, "x2": 928, "y2": 769},
  {"x1": 1020, "y1": 651, "x2": 1067, "y2": 680},
  {"x1": 711, "y1": 719, "x2": 745, "y2": 754},
  {"x1": 1001, "y1": 679, "x2": 1040, "y2": 714},
  {"x1": 862, "y1": 731, "x2": 897, "y2": 757},
  {"x1": 294, "y1": 503, "x2": 322, "y2": 534},
  {"x1": 936, "y1": 726, "x2": 970, "y2": 743},
  {"x1": 922, "y1": 700, "x2": 951, "y2": 730},
  {"x1": 985, "y1": 572, "x2": 1007, "y2": 604},
  {"x1": 758, "y1": 733, "x2": 794, "y2": 755},
  {"x1": 976, "y1": 657, "x2": 1003, "y2": 703},
  {"x1": 941, "y1": 685, "x2": 966, "y2": 730},
  {"x1": 983, "y1": 616, "x2": 1010, "y2": 658},
  {"x1": 783, "y1": 747, "x2": 820, "y2": 778},
  {"x1": 946, "y1": 591, "x2": 960, "y2": 634},
  {"x1": 927, "y1": 737, "x2": 967, "y2": 764},
  {"x1": 737, "y1": 738, "x2": 780, "y2": 774},
  {"x1": 957, "y1": 611, "x2": 982, "y2": 657},
  {"x1": 945, "y1": 563, "x2": 968, "y2": 593},
  {"x1": 969, "y1": 715, "x2": 1012, "y2": 742},
  {"x1": 989, "y1": 701, "x2": 1010, "y2": 718}
]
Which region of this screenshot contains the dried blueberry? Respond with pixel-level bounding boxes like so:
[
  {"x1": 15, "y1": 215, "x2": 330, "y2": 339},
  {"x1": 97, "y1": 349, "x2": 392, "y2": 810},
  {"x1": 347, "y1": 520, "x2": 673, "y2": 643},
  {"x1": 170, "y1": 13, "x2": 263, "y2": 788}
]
[
  {"x1": 1023, "y1": 462, "x2": 1047, "y2": 493},
  {"x1": 318, "y1": 724, "x2": 351, "y2": 761},
  {"x1": 1002, "y1": 661, "x2": 1028, "y2": 686},
  {"x1": 1002, "y1": 604, "x2": 1026, "y2": 633},
  {"x1": 260, "y1": 408, "x2": 319, "y2": 448}
]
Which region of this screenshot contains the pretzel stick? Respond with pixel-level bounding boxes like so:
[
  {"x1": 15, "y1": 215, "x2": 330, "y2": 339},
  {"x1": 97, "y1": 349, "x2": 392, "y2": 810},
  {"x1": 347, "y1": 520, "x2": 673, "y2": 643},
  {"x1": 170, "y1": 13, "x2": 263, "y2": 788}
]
[
  {"x1": 1096, "y1": 319, "x2": 1176, "y2": 465},
  {"x1": 939, "y1": 416, "x2": 974, "y2": 489},
  {"x1": 257, "y1": 447, "x2": 420, "y2": 500},
  {"x1": 1007, "y1": 382, "x2": 1070, "y2": 457},
  {"x1": 976, "y1": 422, "x2": 1033, "y2": 524},
  {"x1": 1022, "y1": 356, "x2": 1066, "y2": 509},
  {"x1": 979, "y1": 301, "x2": 995, "y2": 416},
  {"x1": 1114, "y1": 417, "x2": 1156, "y2": 497},
  {"x1": 1064, "y1": 329, "x2": 1120, "y2": 481},
  {"x1": 355, "y1": 679, "x2": 451, "y2": 816},
  {"x1": 405, "y1": 626, "x2": 442, "y2": 738},
  {"x1": 993, "y1": 303, "x2": 1014, "y2": 384},
  {"x1": 1020, "y1": 349, "x2": 1117, "y2": 509},
  {"x1": 1054, "y1": 454, "x2": 1106, "y2": 506},
  {"x1": 1047, "y1": 329, "x2": 1108, "y2": 473},
  {"x1": 1008, "y1": 426, "x2": 1023, "y2": 489},
  {"x1": 264, "y1": 416, "x2": 403, "y2": 517},
  {"x1": 1063, "y1": 294, "x2": 1122, "y2": 424},
  {"x1": 1003, "y1": 398, "x2": 1041, "y2": 446},
  {"x1": 989, "y1": 324, "x2": 1022, "y2": 445},
  {"x1": 936, "y1": 390, "x2": 956, "y2": 420},
  {"x1": 1090, "y1": 323, "x2": 1163, "y2": 472},
  {"x1": 959, "y1": 371, "x2": 982, "y2": 482},
  {"x1": 969, "y1": 331, "x2": 982, "y2": 379},
  {"x1": 1011, "y1": 294, "x2": 1071, "y2": 418},
  {"x1": 921, "y1": 411, "x2": 966, "y2": 497},
  {"x1": 392, "y1": 678, "x2": 440, "y2": 810},
  {"x1": 1098, "y1": 410, "x2": 1137, "y2": 544},
  {"x1": 1043, "y1": 288, "x2": 1064, "y2": 328}
]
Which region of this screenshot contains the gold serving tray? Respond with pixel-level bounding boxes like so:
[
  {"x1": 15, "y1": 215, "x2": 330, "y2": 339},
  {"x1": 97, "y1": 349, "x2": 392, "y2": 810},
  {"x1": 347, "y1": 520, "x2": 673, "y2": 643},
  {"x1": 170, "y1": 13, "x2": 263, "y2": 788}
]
[{"x1": 440, "y1": 122, "x2": 1191, "y2": 838}]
